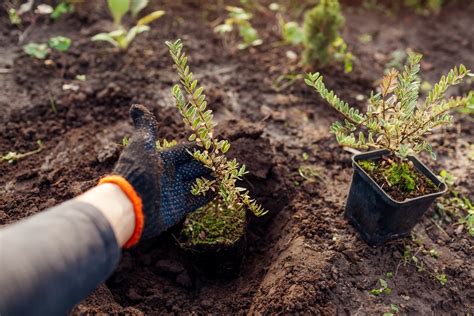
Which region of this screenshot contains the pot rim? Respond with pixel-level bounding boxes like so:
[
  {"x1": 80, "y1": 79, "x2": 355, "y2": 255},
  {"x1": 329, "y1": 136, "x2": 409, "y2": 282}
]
[{"x1": 351, "y1": 149, "x2": 448, "y2": 205}]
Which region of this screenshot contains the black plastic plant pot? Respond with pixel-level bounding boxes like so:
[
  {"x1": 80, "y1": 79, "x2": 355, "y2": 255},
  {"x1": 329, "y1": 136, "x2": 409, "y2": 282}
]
[
  {"x1": 345, "y1": 149, "x2": 448, "y2": 246},
  {"x1": 180, "y1": 233, "x2": 247, "y2": 279}
]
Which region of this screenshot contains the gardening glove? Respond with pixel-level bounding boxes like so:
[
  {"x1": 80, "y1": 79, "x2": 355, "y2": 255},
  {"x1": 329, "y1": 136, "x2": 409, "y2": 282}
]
[{"x1": 101, "y1": 104, "x2": 212, "y2": 247}]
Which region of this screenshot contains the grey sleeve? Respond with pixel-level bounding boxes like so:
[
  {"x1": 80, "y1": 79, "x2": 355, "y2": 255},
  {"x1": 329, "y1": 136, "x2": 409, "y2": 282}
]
[{"x1": 0, "y1": 200, "x2": 121, "y2": 316}]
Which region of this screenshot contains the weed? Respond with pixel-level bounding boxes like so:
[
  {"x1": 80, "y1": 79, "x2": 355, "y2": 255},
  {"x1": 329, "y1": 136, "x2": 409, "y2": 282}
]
[
  {"x1": 1, "y1": 140, "x2": 44, "y2": 164},
  {"x1": 400, "y1": 235, "x2": 448, "y2": 286},
  {"x1": 166, "y1": 39, "x2": 266, "y2": 244},
  {"x1": 436, "y1": 170, "x2": 474, "y2": 237},
  {"x1": 298, "y1": 165, "x2": 323, "y2": 182},
  {"x1": 215, "y1": 6, "x2": 262, "y2": 50},
  {"x1": 51, "y1": 0, "x2": 75, "y2": 20},
  {"x1": 404, "y1": 0, "x2": 444, "y2": 15},
  {"x1": 305, "y1": 53, "x2": 471, "y2": 161},
  {"x1": 92, "y1": 0, "x2": 165, "y2": 51},
  {"x1": 48, "y1": 36, "x2": 72, "y2": 52},
  {"x1": 8, "y1": 8, "x2": 22, "y2": 27},
  {"x1": 369, "y1": 278, "x2": 392, "y2": 295},
  {"x1": 303, "y1": 0, "x2": 353, "y2": 73},
  {"x1": 23, "y1": 36, "x2": 72, "y2": 59},
  {"x1": 122, "y1": 136, "x2": 129, "y2": 147},
  {"x1": 435, "y1": 273, "x2": 448, "y2": 286},
  {"x1": 383, "y1": 304, "x2": 399, "y2": 316},
  {"x1": 23, "y1": 43, "x2": 49, "y2": 59}
]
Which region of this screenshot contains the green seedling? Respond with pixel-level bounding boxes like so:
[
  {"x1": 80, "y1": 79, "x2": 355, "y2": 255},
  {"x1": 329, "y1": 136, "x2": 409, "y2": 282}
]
[
  {"x1": 167, "y1": 39, "x2": 266, "y2": 245},
  {"x1": 51, "y1": 0, "x2": 75, "y2": 20},
  {"x1": 1, "y1": 140, "x2": 44, "y2": 164},
  {"x1": 23, "y1": 36, "x2": 72, "y2": 59},
  {"x1": 303, "y1": 0, "x2": 353, "y2": 73},
  {"x1": 23, "y1": 43, "x2": 49, "y2": 59},
  {"x1": 383, "y1": 304, "x2": 399, "y2": 316},
  {"x1": 215, "y1": 6, "x2": 262, "y2": 50},
  {"x1": 369, "y1": 278, "x2": 392, "y2": 295},
  {"x1": 92, "y1": 0, "x2": 165, "y2": 50},
  {"x1": 401, "y1": 235, "x2": 448, "y2": 286},
  {"x1": 122, "y1": 136, "x2": 130, "y2": 147},
  {"x1": 48, "y1": 36, "x2": 72, "y2": 52},
  {"x1": 435, "y1": 273, "x2": 448, "y2": 286},
  {"x1": 8, "y1": 8, "x2": 22, "y2": 27},
  {"x1": 404, "y1": 0, "x2": 443, "y2": 15},
  {"x1": 436, "y1": 170, "x2": 474, "y2": 237},
  {"x1": 298, "y1": 165, "x2": 323, "y2": 182},
  {"x1": 305, "y1": 53, "x2": 470, "y2": 161}
]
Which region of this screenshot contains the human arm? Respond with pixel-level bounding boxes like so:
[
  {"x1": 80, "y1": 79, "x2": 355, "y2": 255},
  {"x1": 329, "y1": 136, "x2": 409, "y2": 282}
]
[{"x1": 0, "y1": 105, "x2": 211, "y2": 315}]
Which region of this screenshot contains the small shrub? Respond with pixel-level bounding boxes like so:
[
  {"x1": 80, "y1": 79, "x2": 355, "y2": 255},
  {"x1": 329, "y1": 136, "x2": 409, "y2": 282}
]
[
  {"x1": 92, "y1": 0, "x2": 165, "y2": 51},
  {"x1": 214, "y1": 6, "x2": 262, "y2": 50},
  {"x1": 166, "y1": 39, "x2": 266, "y2": 244},
  {"x1": 305, "y1": 52, "x2": 471, "y2": 160},
  {"x1": 303, "y1": 0, "x2": 353, "y2": 72}
]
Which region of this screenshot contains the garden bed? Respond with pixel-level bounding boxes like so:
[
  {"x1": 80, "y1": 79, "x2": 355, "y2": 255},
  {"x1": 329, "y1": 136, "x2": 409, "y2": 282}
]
[{"x1": 0, "y1": 1, "x2": 472, "y2": 314}]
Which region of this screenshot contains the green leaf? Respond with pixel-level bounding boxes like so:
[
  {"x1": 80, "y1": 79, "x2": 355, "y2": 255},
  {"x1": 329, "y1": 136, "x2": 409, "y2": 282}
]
[
  {"x1": 48, "y1": 36, "x2": 72, "y2": 52},
  {"x1": 91, "y1": 33, "x2": 119, "y2": 48},
  {"x1": 137, "y1": 10, "x2": 165, "y2": 26},
  {"x1": 125, "y1": 25, "x2": 150, "y2": 48},
  {"x1": 130, "y1": 0, "x2": 148, "y2": 18},
  {"x1": 23, "y1": 43, "x2": 50, "y2": 59},
  {"x1": 107, "y1": 0, "x2": 130, "y2": 25},
  {"x1": 51, "y1": 2, "x2": 74, "y2": 20}
]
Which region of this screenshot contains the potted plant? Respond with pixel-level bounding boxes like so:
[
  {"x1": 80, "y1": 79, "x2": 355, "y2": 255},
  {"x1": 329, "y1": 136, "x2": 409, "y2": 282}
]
[
  {"x1": 305, "y1": 53, "x2": 471, "y2": 245},
  {"x1": 165, "y1": 39, "x2": 267, "y2": 278}
]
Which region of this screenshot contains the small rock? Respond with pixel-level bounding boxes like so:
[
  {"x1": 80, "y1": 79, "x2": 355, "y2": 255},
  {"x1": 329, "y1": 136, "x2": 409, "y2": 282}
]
[
  {"x1": 155, "y1": 259, "x2": 185, "y2": 275},
  {"x1": 176, "y1": 271, "x2": 192, "y2": 288}
]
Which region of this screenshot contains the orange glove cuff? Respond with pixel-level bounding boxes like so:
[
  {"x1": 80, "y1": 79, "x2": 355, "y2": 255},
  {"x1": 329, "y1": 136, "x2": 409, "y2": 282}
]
[{"x1": 98, "y1": 175, "x2": 144, "y2": 248}]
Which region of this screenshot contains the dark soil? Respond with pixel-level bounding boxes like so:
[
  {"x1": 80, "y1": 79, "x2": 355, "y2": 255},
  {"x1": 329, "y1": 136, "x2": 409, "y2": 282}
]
[
  {"x1": 1, "y1": 0, "x2": 473, "y2": 314},
  {"x1": 358, "y1": 158, "x2": 439, "y2": 201}
]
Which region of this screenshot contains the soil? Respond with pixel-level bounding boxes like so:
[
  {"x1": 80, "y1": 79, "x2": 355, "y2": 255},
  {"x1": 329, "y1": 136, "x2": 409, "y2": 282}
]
[
  {"x1": 358, "y1": 158, "x2": 439, "y2": 201},
  {"x1": 1, "y1": 0, "x2": 473, "y2": 314}
]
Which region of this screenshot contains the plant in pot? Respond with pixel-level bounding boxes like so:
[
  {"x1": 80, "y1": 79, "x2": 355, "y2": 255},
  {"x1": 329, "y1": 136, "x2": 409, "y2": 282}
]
[
  {"x1": 305, "y1": 52, "x2": 471, "y2": 245},
  {"x1": 165, "y1": 39, "x2": 267, "y2": 278}
]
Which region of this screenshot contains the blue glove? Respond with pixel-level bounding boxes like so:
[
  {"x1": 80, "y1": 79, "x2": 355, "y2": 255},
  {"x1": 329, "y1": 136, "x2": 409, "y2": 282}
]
[{"x1": 113, "y1": 104, "x2": 212, "y2": 243}]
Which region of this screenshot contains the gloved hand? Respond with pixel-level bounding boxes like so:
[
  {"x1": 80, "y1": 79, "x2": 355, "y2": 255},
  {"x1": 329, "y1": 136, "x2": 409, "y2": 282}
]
[{"x1": 101, "y1": 104, "x2": 212, "y2": 247}]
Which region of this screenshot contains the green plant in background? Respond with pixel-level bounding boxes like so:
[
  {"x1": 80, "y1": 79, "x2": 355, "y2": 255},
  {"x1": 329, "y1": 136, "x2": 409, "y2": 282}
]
[
  {"x1": 369, "y1": 278, "x2": 392, "y2": 295},
  {"x1": 166, "y1": 39, "x2": 266, "y2": 244},
  {"x1": 305, "y1": 53, "x2": 471, "y2": 160},
  {"x1": 269, "y1": 3, "x2": 304, "y2": 46},
  {"x1": 383, "y1": 304, "x2": 399, "y2": 316},
  {"x1": 23, "y1": 36, "x2": 72, "y2": 59},
  {"x1": 1, "y1": 140, "x2": 44, "y2": 164},
  {"x1": 50, "y1": 0, "x2": 75, "y2": 20},
  {"x1": 92, "y1": 0, "x2": 165, "y2": 50},
  {"x1": 8, "y1": 7, "x2": 22, "y2": 27},
  {"x1": 404, "y1": 0, "x2": 443, "y2": 15},
  {"x1": 303, "y1": 0, "x2": 353, "y2": 73},
  {"x1": 48, "y1": 36, "x2": 72, "y2": 52},
  {"x1": 215, "y1": 6, "x2": 262, "y2": 50},
  {"x1": 402, "y1": 235, "x2": 448, "y2": 286},
  {"x1": 436, "y1": 170, "x2": 474, "y2": 237}
]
